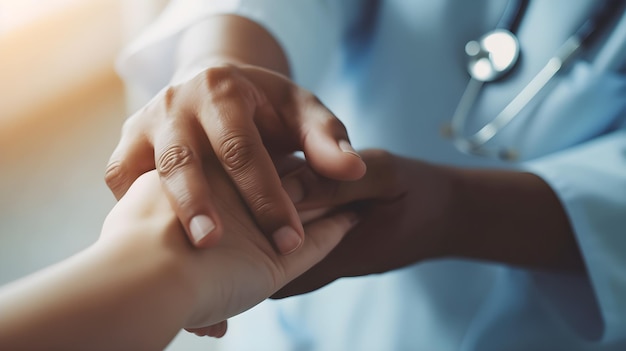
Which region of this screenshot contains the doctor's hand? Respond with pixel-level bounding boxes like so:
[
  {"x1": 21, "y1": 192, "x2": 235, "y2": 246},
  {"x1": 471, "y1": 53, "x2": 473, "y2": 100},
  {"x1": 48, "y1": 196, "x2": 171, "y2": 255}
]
[
  {"x1": 105, "y1": 62, "x2": 365, "y2": 253},
  {"x1": 272, "y1": 150, "x2": 455, "y2": 298},
  {"x1": 102, "y1": 159, "x2": 359, "y2": 338},
  {"x1": 273, "y1": 148, "x2": 582, "y2": 298}
]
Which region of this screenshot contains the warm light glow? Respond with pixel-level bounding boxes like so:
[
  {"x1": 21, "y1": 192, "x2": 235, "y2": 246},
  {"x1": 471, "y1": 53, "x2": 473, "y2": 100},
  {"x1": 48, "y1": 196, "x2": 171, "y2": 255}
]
[
  {"x1": 0, "y1": 0, "x2": 124, "y2": 128},
  {"x1": 0, "y1": 0, "x2": 82, "y2": 34}
]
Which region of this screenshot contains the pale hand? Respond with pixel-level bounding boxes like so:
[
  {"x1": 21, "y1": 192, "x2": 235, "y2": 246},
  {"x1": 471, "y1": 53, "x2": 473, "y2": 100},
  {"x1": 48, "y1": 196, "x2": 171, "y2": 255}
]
[{"x1": 101, "y1": 154, "x2": 358, "y2": 336}]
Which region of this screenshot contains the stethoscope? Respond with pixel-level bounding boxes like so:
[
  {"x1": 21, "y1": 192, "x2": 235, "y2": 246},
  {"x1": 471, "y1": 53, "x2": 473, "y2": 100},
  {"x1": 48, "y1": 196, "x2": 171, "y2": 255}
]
[{"x1": 444, "y1": 0, "x2": 622, "y2": 161}]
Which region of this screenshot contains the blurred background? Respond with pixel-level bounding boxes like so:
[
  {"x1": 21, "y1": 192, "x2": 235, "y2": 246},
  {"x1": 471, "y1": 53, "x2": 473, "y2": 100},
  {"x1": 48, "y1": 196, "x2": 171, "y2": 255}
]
[{"x1": 0, "y1": 0, "x2": 218, "y2": 349}]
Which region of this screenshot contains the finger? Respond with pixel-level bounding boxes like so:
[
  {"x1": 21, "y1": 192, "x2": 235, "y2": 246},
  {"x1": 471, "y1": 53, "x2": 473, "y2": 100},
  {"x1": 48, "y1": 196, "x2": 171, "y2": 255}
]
[
  {"x1": 282, "y1": 150, "x2": 401, "y2": 209},
  {"x1": 278, "y1": 211, "x2": 359, "y2": 283},
  {"x1": 153, "y1": 121, "x2": 223, "y2": 248},
  {"x1": 198, "y1": 71, "x2": 304, "y2": 255},
  {"x1": 104, "y1": 119, "x2": 154, "y2": 200},
  {"x1": 299, "y1": 101, "x2": 366, "y2": 181},
  {"x1": 185, "y1": 320, "x2": 228, "y2": 338},
  {"x1": 272, "y1": 208, "x2": 366, "y2": 298},
  {"x1": 241, "y1": 67, "x2": 366, "y2": 181}
]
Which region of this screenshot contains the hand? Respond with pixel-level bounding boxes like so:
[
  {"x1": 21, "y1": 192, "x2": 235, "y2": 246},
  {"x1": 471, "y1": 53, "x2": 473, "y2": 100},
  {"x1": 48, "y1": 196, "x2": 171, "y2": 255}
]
[
  {"x1": 272, "y1": 150, "x2": 455, "y2": 298},
  {"x1": 102, "y1": 154, "x2": 358, "y2": 337},
  {"x1": 105, "y1": 63, "x2": 365, "y2": 252}
]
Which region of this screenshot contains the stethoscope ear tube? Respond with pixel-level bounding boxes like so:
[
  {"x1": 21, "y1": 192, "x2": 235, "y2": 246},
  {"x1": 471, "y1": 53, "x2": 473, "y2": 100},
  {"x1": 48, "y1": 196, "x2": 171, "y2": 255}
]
[{"x1": 496, "y1": 0, "x2": 529, "y2": 31}]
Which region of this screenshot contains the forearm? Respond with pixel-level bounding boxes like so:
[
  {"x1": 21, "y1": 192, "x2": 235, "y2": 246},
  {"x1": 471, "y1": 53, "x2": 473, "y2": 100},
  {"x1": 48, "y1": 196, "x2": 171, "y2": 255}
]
[
  {"x1": 0, "y1": 228, "x2": 195, "y2": 350},
  {"x1": 172, "y1": 14, "x2": 290, "y2": 83},
  {"x1": 444, "y1": 168, "x2": 584, "y2": 271}
]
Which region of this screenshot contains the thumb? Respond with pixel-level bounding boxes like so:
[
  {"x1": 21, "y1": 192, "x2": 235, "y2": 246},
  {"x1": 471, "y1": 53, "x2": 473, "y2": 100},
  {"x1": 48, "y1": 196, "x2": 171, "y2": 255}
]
[
  {"x1": 241, "y1": 66, "x2": 366, "y2": 181},
  {"x1": 300, "y1": 103, "x2": 366, "y2": 181},
  {"x1": 282, "y1": 149, "x2": 400, "y2": 210}
]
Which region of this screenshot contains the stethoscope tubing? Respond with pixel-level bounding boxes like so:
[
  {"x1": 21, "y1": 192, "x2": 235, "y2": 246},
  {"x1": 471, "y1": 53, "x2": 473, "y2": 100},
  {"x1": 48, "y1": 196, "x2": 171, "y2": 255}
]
[
  {"x1": 449, "y1": 0, "x2": 623, "y2": 160},
  {"x1": 454, "y1": 34, "x2": 581, "y2": 152}
]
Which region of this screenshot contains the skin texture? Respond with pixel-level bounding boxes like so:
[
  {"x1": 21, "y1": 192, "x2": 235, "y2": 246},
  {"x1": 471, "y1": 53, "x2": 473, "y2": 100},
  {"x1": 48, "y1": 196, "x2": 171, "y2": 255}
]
[
  {"x1": 105, "y1": 15, "x2": 365, "y2": 253},
  {"x1": 0, "y1": 155, "x2": 357, "y2": 350},
  {"x1": 106, "y1": 14, "x2": 583, "y2": 334},
  {"x1": 274, "y1": 150, "x2": 583, "y2": 298}
]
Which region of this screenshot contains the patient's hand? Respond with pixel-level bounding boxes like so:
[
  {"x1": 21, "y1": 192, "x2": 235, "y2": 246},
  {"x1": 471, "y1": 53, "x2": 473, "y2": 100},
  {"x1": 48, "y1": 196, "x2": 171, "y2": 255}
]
[
  {"x1": 100, "y1": 155, "x2": 357, "y2": 336},
  {"x1": 273, "y1": 150, "x2": 452, "y2": 298}
]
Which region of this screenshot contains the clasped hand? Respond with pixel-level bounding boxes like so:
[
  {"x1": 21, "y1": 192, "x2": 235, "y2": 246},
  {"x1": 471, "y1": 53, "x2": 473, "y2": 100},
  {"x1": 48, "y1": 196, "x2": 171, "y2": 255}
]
[
  {"x1": 274, "y1": 150, "x2": 453, "y2": 298},
  {"x1": 101, "y1": 155, "x2": 359, "y2": 337},
  {"x1": 104, "y1": 63, "x2": 452, "y2": 337},
  {"x1": 105, "y1": 63, "x2": 365, "y2": 253}
]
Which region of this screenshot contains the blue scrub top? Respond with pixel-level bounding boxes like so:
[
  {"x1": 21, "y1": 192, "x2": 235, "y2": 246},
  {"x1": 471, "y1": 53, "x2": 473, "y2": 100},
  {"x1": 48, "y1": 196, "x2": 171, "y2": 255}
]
[{"x1": 118, "y1": 0, "x2": 626, "y2": 350}]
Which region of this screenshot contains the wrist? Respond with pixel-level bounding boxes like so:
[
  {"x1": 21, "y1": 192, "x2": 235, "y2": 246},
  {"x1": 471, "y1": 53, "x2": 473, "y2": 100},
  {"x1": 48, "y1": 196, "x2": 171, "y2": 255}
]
[
  {"x1": 415, "y1": 162, "x2": 463, "y2": 260},
  {"x1": 438, "y1": 167, "x2": 475, "y2": 259},
  {"x1": 440, "y1": 168, "x2": 581, "y2": 270},
  {"x1": 96, "y1": 225, "x2": 199, "y2": 320},
  {"x1": 170, "y1": 55, "x2": 245, "y2": 85},
  {"x1": 393, "y1": 155, "x2": 459, "y2": 261},
  {"x1": 98, "y1": 180, "x2": 202, "y2": 329},
  {"x1": 172, "y1": 15, "x2": 290, "y2": 85}
]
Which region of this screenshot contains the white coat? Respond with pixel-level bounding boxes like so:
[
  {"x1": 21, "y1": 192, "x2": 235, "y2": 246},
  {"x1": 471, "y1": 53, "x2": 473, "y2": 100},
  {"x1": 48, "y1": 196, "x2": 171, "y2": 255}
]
[{"x1": 118, "y1": 1, "x2": 626, "y2": 350}]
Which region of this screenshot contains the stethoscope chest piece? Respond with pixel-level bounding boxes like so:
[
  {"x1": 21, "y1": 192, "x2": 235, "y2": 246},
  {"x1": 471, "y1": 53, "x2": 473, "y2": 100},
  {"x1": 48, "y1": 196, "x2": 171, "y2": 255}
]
[
  {"x1": 445, "y1": 0, "x2": 620, "y2": 160},
  {"x1": 466, "y1": 29, "x2": 520, "y2": 82}
]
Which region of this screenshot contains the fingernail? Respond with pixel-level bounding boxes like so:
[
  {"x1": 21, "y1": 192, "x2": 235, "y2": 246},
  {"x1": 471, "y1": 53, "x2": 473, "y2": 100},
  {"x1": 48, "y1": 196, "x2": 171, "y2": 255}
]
[
  {"x1": 338, "y1": 140, "x2": 361, "y2": 158},
  {"x1": 272, "y1": 226, "x2": 303, "y2": 255},
  {"x1": 282, "y1": 177, "x2": 304, "y2": 203},
  {"x1": 189, "y1": 215, "x2": 216, "y2": 244}
]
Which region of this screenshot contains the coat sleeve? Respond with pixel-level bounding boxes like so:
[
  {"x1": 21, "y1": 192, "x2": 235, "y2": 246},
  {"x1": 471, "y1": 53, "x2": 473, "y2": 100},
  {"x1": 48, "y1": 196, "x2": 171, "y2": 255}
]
[
  {"x1": 523, "y1": 124, "x2": 626, "y2": 341},
  {"x1": 116, "y1": 0, "x2": 367, "y2": 105}
]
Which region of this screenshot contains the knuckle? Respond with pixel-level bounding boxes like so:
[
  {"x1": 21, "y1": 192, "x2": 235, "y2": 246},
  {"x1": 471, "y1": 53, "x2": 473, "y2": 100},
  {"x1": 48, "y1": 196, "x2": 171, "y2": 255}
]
[
  {"x1": 146, "y1": 85, "x2": 187, "y2": 118},
  {"x1": 301, "y1": 91, "x2": 322, "y2": 106},
  {"x1": 217, "y1": 132, "x2": 256, "y2": 175},
  {"x1": 302, "y1": 95, "x2": 346, "y2": 132},
  {"x1": 298, "y1": 92, "x2": 322, "y2": 112},
  {"x1": 320, "y1": 116, "x2": 346, "y2": 134},
  {"x1": 204, "y1": 66, "x2": 240, "y2": 98},
  {"x1": 156, "y1": 144, "x2": 195, "y2": 178},
  {"x1": 317, "y1": 111, "x2": 338, "y2": 130},
  {"x1": 204, "y1": 66, "x2": 258, "y2": 108},
  {"x1": 104, "y1": 160, "x2": 126, "y2": 192},
  {"x1": 247, "y1": 192, "x2": 278, "y2": 219},
  {"x1": 164, "y1": 85, "x2": 177, "y2": 110}
]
